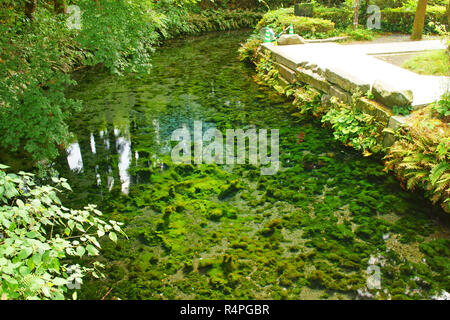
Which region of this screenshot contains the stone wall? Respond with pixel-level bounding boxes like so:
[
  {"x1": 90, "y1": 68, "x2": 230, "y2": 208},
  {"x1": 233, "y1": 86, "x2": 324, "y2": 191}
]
[{"x1": 258, "y1": 45, "x2": 411, "y2": 147}]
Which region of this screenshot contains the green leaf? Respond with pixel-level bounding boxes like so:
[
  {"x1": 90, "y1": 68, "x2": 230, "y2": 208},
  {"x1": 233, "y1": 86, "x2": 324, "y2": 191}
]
[
  {"x1": 32, "y1": 253, "x2": 42, "y2": 265},
  {"x1": 430, "y1": 163, "x2": 450, "y2": 186},
  {"x1": 68, "y1": 220, "x2": 75, "y2": 230},
  {"x1": 26, "y1": 231, "x2": 39, "y2": 238},
  {"x1": 61, "y1": 182, "x2": 72, "y2": 191},
  {"x1": 76, "y1": 246, "x2": 86, "y2": 257},
  {"x1": 0, "y1": 164, "x2": 9, "y2": 169},
  {"x1": 18, "y1": 247, "x2": 33, "y2": 260},
  {"x1": 109, "y1": 232, "x2": 118, "y2": 243},
  {"x1": 0, "y1": 257, "x2": 8, "y2": 266},
  {"x1": 86, "y1": 244, "x2": 99, "y2": 256}
]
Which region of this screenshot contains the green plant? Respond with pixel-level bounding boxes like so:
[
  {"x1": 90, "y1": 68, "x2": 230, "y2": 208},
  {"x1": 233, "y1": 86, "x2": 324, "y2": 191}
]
[
  {"x1": 402, "y1": 49, "x2": 450, "y2": 76},
  {"x1": 238, "y1": 36, "x2": 263, "y2": 63},
  {"x1": 256, "y1": 7, "x2": 335, "y2": 39},
  {"x1": 0, "y1": 165, "x2": 126, "y2": 299},
  {"x1": 384, "y1": 110, "x2": 450, "y2": 213},
  {"x1": 254, "y1": 55, "x2": 283, "y2": 91},
  {"x1": 434, "y1": 92, "x2": 450, "y2": 118},
  {"x1": 393, "y1": 105, "x2": 413, "y2": 116},
  {"x1": 291, "y1": 86, "x2": 325, "y2": 117},
  {"x1": 321, "y1": 100, "x2": 383, "y2": 156},
  {"x1": 345, "y1": 27, "x2": 377, "y2": 41},
  {"x1": 313, "y1": 5, "x2": 353, "y2": 29},
  {"x1": 380, "y1": 6, "x2": 448, "y2": 34},
  {"x1": 366, "y1": 89, "x2": 375, "y2": 100}
]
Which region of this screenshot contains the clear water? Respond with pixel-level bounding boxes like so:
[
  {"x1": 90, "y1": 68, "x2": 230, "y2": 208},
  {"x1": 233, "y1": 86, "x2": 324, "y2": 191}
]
[{"x1": 52, "y1": 30, "x2": 449, "y2": 300}]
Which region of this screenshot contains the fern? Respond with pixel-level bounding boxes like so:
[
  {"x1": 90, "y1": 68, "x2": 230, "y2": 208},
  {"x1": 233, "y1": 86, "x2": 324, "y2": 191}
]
[{"x1": 430, "y1": 163, "x2": 450, "y2": 186}]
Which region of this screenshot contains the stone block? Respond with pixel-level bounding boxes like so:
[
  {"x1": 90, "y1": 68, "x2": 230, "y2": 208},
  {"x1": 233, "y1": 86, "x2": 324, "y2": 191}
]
[
  {"x1": 356, "y1": 97, "x2": 393, "y2": 124},
  {"x1": 296, "y1": 67, "x2": 331, "y2": 93},
  {"x1": 329, "y1": 85, "x2": 352, "y2": 105},
  {"x1": 277, "y1": 34, "x2": 306, "y2": 46},
  {"x1": 372, "y1": 80, "x2": 413, "y2": 108},
  {"x1": 323, "y1": 66, "x2": 370, "y2": 95}
]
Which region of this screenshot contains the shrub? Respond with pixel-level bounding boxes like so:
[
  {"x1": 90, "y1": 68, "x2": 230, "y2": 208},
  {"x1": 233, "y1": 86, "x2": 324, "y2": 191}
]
[
  {"x1": 256, "y1": 7, "x2": 335, "y2": 38},
  {"x1": 188, "y1": 9, "x2": 263, "y2": 34},
  {"x1": 381, "y1": 6, "x2": 448, "y2": 33},
  {"x1": 315, "y1": 0, "x2": 347, "y2": 7},
  {"x1": 311, "y1": 3, "x2": 448, "y2": 32},
  {"x1": 321, "y1": 99, "x2": 383, "y2": 156},
  {"x1": 0, "y1": 165, "x2": 126, "y2": 299},
  {"x1": 313, "y1": 6, "x2": 353, "y2": 29},
  {"x1": 434, "y1": 92, "x2": 450, "y2": 120},
  {"x1": 344, "y1": 26, "x2": 377, "y2": 40},
  {"x1": 238, "y1": 36, "x2": 263, "y2": 63},
  {"x1": 384, "y1": 109, "x2": 450, "y2": 213}
]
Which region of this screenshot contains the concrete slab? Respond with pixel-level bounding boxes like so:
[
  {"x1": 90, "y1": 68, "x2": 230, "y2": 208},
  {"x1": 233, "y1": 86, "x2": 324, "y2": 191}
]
[
  {"x1": 262, "y1": 42, "x2": 449, "y2": 107},
  {"x1": 344, "y1": 40, "x2": 446, "y2": 55}
]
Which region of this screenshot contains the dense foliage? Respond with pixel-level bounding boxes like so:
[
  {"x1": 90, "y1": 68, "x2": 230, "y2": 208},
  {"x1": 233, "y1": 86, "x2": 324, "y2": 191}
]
[
  {"x1": 322, "y1": 99, "x2": 383, "y2": 156},
  {"x1": 385, "y1": 108, "x2": 450, "y2": 213},
  {"x1": 256, "y1": 7, "x2": 336, "y2": 38},
  {"x1": 0, "y1": 164, "x2": 125, "y2": 299},
  {"x1": 435, "y1": 92, "x2": 450, "y2": 119}
]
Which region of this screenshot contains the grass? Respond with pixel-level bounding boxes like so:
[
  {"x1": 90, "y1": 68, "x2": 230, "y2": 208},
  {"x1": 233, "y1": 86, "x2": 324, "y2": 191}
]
[{"x1": 402, "y1": 50, "x2": 450, "y2": 76}]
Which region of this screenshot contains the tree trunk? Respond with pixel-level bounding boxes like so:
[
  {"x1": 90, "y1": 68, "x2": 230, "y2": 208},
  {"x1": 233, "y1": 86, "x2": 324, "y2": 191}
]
[
  {"x1": 411, "y1": 0, "x2": 428, "y2": 40},
  {"x1": 447, "y1": 0, "x2": 450, "y2": 25},
  {"x1": 25, "y1": 0, "x2": 37, "y2": 21},
  {"x1": 353, "y1": 0, "x2": 360, "y2": 30},
  {"x1": 54, "y1": 0, "x2": 68, "y2": 15}
]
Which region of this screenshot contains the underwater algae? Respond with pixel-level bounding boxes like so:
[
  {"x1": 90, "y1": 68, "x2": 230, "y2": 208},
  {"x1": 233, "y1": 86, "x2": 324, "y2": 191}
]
[{"x1": 56, "y1": 31, "x2": 449, "y2": 300}]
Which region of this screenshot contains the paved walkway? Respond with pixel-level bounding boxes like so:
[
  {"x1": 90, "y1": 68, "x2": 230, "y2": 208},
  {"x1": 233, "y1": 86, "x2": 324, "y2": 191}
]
[
  {"x1": 263, "y1": 40, "x2": 449, "y2": 107},
  {"x1": 345, "y1": 39, "x2": 446, "y2": 55}
]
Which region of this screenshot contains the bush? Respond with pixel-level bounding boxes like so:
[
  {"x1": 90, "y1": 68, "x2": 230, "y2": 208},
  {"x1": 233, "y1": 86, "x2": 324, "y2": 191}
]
[
  {"x1": 315, "y1": 0, "x2": 347, "y2": 7},
  {"x1": 0, "y1": 165, "x2": 125, "y2": 299},
  {"x1": 434, "y1": 92, "x2": 450, "y2": 119},
  {"x1": 313, "y1": 6, "x2": 353, "y2": 29},
  {"x1": 312, "y1": 4, "x2": 449, "y2": 33},
  {"x1": 238, "y1": 36, "x2": 263, "y2": 63},
  {"x1": 381, "y1": 6, "x2": 448, "y2": 33},
  {"x1": 256, "y1": 7, "x2": 335, "y2": 38},
  {"x1": 345, "y1": 27, "x2": 377, "y2": 40},
  {"x1": 188, "y1": 9, "x2": 263, "y2": 34},
  {"x1": 385, "y1": 116, "x2": 450, "y2": 213}
]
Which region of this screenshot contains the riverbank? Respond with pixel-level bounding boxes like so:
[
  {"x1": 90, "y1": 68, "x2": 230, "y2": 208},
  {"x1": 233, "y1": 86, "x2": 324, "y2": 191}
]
[{"x1": 239, "y1": 31, "x2": 449, "y2": 214}]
